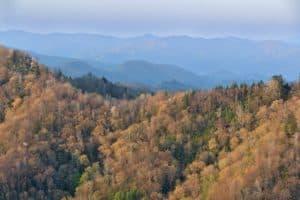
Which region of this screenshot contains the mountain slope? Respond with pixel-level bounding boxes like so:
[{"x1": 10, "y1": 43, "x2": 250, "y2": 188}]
[
  {"x1": 109, "y1": 60, "x2": 206, "y2": 87},
  {"x1": 0, "y1": 46, "x2": 299, "y2": 200},
  {"x1": 32, "y1": 53, "x2": 109, "y2": 77}
]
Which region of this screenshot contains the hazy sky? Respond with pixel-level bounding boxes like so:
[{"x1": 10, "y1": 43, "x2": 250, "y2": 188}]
[{"x1": 0, "y1": 0, "x2": 299, "y2": 39}]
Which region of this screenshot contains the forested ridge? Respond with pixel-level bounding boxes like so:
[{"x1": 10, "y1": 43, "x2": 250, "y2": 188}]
[
  {"x1": 0, "y1": 46, "x2": 299, "y2": 200},
  {"x1": 59, "y1": 72, "x2": 148, "y2": 99}
]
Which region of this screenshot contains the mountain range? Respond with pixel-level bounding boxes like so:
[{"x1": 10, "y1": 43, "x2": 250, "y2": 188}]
[{"x1": 0, "y1": 30, "x2": 299, "y2": 89}]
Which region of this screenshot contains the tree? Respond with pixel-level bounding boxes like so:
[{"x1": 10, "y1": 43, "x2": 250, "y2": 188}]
[
  {"x1": 112, "y1": 189, "x2": 143, "y2": 200},
  {"x1": 284, "y1": 113, "x2": 297, "y2": 137},
  {"x1": 267, "y1": 75, "x2": 290, "y2": 100}
]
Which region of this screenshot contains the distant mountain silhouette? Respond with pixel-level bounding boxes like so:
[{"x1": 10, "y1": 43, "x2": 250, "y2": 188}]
[
  {"x1": 32, "y1": 52, "x2": 268, "y2": 90},
  {"x1": 1, "y1": 30, "x2": 299, "y2": 89},
  {"x1": 156, "y1": 80, "x2": 193, "y2": 91},
  {"x1": 35, "y1": 54, "x2": 209, "y2": 89}
]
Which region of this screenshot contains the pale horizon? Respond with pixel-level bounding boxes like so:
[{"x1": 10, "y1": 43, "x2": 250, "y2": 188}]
[{"x1": 1, "y1": 0, "x2": 299, "y2": 41}]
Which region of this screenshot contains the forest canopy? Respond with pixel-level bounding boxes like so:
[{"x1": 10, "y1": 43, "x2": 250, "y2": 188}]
[{"x1": 0, "y1": 46, "x2": 299, "y2": 200}]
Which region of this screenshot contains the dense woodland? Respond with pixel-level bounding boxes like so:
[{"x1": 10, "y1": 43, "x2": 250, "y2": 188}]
[
  {"x1": 62, "y1": 73, "x2": 147, "y2": 99},
  {"x1": 0, "y1": 46, "x2": 299, "y2": 200}
]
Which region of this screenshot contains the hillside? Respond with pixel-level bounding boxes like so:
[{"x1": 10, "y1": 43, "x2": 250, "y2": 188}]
[
  {"x1": 0, "y1": 46, "x2": 299, "y2": 200},
  {"x1": 32, "y1": 53, "x2": 110, "y2": 78},
  {"x1": 109, "y1": 60, "x2": 206, "y2": 87}
]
